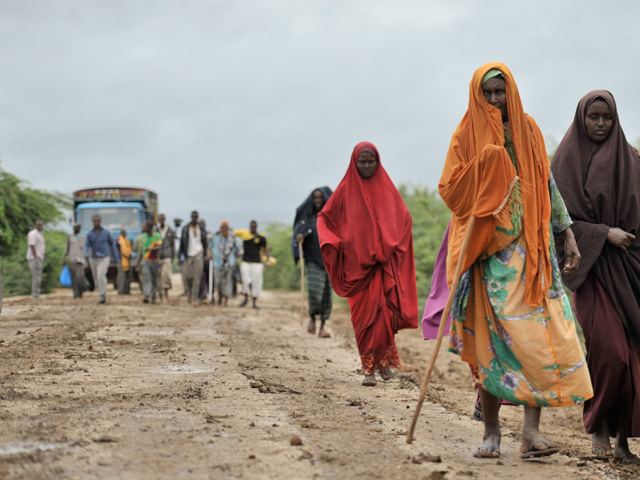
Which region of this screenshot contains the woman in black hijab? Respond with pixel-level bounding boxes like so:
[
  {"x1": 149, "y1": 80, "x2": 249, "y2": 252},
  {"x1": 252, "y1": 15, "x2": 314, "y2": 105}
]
[
  {"x1": 292, "y1": 187, "x2": 333, "y2": 338},
  {"x1": 552, "y1": 90, "x2": 640, "y2": 463}
]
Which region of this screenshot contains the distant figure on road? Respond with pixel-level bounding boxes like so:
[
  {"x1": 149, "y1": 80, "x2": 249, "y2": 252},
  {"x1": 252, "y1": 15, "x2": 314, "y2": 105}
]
[
  {"x1": 156, "y1": 214, "x2": 176, "y2": 302},
  {"x1": 63, "y1": 223, "x2": 86, "y2": 299},
  {"x1": 199, "y1": 219, "x2": 212, "y2": 303},
  {"x1": 135, "y1": 221, "x2": 162, "y2": 304},
  {"x1": 318, "y1": 142, "x2": 418, "y2": 387},
  {"x1": 235, "y1": 220, "x2": 269, "y2": 309},
  {"x1": 211, "y1": 221, "x2": 240, "y2": 307},
  {"x1": 178, "y1": 211, "x2": 208, "y2": 306},
  {"x1": 26, "y1": 220, "x2": 45, "y2": 299},
  {"x1": 84, "y1": 215, "x2": 119, "y2": 304},
  {"x1": 116, "y1": 229, "x2": 132, "y2": 295},
  {"x1": 293, "y1": 187, "x2": 333, "y2": 338}
]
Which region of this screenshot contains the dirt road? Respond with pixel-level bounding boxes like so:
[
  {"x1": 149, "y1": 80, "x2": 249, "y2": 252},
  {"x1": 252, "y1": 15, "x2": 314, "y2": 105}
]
[{"x1": 1, "y1": 282, "x2": 638, "y2": 479}]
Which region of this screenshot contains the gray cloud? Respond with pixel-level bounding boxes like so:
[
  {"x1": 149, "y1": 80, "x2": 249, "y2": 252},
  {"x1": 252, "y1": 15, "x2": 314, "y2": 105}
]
[{"x1": 1, "y1": 0, "x2": 639, "y2": 231}]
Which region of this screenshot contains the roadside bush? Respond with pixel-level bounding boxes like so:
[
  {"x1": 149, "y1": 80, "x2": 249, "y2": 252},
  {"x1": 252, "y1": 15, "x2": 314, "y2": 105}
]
[
  {"x1": 263, "y1": 222, "x2": 299, "y2": 291},
  {"x1": 0, "y1": 230, "x2": 68, "y2": 296}
]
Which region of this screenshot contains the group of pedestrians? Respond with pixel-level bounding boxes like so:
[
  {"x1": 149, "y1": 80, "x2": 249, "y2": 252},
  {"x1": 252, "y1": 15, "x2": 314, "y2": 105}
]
[
  {"x1": 306, "y1": 62, "x2": 640, "y2": 463},
  {"x1": 129, "y1": 213, "x2": 270, "y2": 307},
  {"x1": 28, "y1": 212, "x2": 270, "y2": 310}
]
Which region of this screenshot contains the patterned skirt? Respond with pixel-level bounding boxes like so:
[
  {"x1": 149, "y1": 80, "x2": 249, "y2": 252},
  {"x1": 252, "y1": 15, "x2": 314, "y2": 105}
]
[{"x1": 449, "y1": 236, "x2": 593, "y2": 407}]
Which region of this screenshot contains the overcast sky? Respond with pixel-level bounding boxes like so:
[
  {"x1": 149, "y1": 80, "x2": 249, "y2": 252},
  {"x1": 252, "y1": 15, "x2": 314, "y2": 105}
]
[{"x1": 1, "y1": 0, "x2": 639, "y2": 230}]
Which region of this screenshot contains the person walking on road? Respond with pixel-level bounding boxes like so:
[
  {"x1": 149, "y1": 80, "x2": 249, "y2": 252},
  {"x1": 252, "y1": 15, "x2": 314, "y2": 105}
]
[
  {"x1": 199, "y1": 219, "x2": 213, "y2": 303},
  {"x1": 116, "y1": 229, "x2": 132, "y2": 295},
  {"x1": 235, "y1": 220, "x2": 269, "y2": 309},
  {"x1": 317, "y1": 143, "x2": 418, "y2": 386},
  {"x1": 156, "y1": 214, "x2": 176, "y2": 302},
  {"x1": 84, "y1": 215, "x2": 119, "y2": 304},
  {"x1": 293, "y1": 187, "x2": 333, "y2": 338},
  {"x1": 178, "y1": 211, "x2": 208, "y2": 306},
  {"x1": 26, "y1": 220, "x2": 45, "y2": 299},
  {"x1": 211, "y1": 221, "x2": 240, "y2": 307},
  {"x1": 439, "y1": 63, "x2": 592, "y2": 459},
  {"x1": 552, "y1": 90, "x2": 640, "y2": 462},
  {"x1": 135, "y1": 221, "x2": 162, "y2": 304},
  {"x1": 63, "y1": 223, "x2": 86, "y2": 299}
]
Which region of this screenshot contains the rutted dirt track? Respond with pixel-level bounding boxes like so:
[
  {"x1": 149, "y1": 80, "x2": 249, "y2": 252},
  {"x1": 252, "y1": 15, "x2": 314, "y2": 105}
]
[{"x1": 1, "y1": 280, "x2": 639, "y2": 479}]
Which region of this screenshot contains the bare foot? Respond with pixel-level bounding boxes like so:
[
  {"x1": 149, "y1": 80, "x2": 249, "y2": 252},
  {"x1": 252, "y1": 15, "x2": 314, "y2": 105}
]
[{"x1": 378, "y1": 369, "x2": 392, "y2": 381}]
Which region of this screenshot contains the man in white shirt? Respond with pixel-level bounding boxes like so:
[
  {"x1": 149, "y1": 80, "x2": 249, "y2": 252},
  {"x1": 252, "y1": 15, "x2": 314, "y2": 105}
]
[
  {"x1": 26, "y1": 220, "x2": 45, "y2": 298},
  {"x1": 178, "y1": 211, "x2": 207, "y2": 306}
]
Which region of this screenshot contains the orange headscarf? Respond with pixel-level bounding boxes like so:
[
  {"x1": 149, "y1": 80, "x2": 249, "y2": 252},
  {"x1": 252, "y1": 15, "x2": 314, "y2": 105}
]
[{"x1": 439, "y1": 62, "x2": 551, "y2": 307}]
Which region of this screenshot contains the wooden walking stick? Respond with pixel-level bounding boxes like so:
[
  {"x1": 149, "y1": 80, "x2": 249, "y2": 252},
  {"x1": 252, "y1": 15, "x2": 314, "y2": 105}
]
[
  {"x1": 406, "y1": 216, "x2": 476, "y2": 444},
  {"x1": 299, "y1": 242, "x2": 305, "y2": 326}
]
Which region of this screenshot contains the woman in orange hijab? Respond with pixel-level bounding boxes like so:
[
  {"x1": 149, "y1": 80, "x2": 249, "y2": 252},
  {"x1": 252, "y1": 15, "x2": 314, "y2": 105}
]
[{"x1": 440, "y1": 63, "x2": 593, "y2": 459}]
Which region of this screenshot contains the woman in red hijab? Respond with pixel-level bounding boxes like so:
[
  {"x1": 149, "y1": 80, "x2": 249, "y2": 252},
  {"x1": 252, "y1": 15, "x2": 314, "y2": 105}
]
[{"x1": 318, "y1": 142, "x2": 418, "y2": 386}]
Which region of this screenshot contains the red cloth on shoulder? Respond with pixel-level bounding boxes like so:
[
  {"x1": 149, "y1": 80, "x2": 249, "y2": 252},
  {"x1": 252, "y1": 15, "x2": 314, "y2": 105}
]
[{"x1": 317, "y1": 141, "x2": 418, "y2": 333}]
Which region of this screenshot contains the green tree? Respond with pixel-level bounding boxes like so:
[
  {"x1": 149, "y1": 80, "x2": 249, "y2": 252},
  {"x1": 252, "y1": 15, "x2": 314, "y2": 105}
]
[
  {"x1": 0, "y1": 168, "x2": 70, "y2": 256},
  {"x1": 263, "y1": 222, "x2": 299, "y2": 291},
  {"x1": 399, "y1": 184, "x2": 450, "y2": 306},
  {"x1": 0, "y1": 166, "x2": 71, "y2": 296}
]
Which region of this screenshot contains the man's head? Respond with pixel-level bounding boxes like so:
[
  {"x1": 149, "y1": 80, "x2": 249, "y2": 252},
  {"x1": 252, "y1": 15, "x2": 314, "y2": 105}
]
[
  {"x1": 220, "y1": 221, "x2": 229, "y2": 237},
  {"x1": 35, "y1": 220, "x2": 43, "y2": 231},
  {"x1": 159, "y1": 213, "x2": 166, "y2": 226},
  {"x1": 199, "y1": 219, "x2": 206, "y2": 230},
  {"x1": 120, "y1": 228, "x2": 127, "y2": 237},
  {"x1": 73, "y1": 223, "x2": 81, "y2": 234},
  {"x1": 142, "y1": 221, "x2": 152, "y2": 234},
  {"x1": 249, "y1": 220, "x2": 257, "y2": 234},
  {"x1": 92, "y1": 215, "x2": 101, "y2": 230},
  {"x1": 190, "y1": 210, "x2": 199, "y2": 225}
]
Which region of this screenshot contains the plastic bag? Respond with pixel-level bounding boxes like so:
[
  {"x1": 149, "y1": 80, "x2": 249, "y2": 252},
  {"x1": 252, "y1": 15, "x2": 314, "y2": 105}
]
[{"x1": 59, "y1": 265, "x2": 72, "y2": 287}]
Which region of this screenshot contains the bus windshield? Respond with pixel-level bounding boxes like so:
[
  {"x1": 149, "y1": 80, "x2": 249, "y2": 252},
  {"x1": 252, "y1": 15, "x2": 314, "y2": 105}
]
[{"x1": 77, "y1": 207, "x2": 141, "y2": 231}]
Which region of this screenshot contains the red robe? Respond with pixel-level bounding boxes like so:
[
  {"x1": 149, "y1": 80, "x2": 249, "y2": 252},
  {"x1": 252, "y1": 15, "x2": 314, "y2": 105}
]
[{"x1": 318, "y1": 142, "x2": 418, "y2": 374}]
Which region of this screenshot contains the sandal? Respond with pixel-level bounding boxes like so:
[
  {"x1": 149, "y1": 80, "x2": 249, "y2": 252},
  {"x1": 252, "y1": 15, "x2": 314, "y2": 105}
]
[
  {"x1": 521, "y1": 439, "x2": 559, "y2": 459},
  {"x1": 378, "y1": 369, "x2": 392, "y2": 381},
  {"x1": 306, "y1": 320, "x2": 316, "y2": 335},
  {"x1": 474, "y1": 444, "x2": 500, "y2": 458},
  {"x1": 614, "y1": 453, "x2": 640, "y2": 464},
  {"x1": 591, "y1": 443, "x2": 613, "y2": 459},
  {"x1": 318, "y1": 328, "x2": 331, "y2": 338},
  {"x1": 362, "y1": 374, "x2": 377, "y2": 387}
]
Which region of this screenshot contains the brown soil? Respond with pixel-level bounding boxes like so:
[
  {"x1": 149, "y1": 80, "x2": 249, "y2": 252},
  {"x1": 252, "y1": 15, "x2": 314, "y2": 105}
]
[{"x1": 1, "y1": 280, "x2": 638, "y2": 479}]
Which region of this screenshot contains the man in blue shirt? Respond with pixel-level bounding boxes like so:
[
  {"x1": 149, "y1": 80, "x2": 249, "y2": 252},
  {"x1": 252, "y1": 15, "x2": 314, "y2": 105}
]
[{"x1": 84, "y1": 214, "x2": 119, "y2": 304}]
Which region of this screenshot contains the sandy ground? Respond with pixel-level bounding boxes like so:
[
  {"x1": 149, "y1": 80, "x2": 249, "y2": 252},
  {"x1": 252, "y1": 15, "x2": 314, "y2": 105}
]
[{"x1": 1, "y1": 278, "x2": 639, "y2": 480}]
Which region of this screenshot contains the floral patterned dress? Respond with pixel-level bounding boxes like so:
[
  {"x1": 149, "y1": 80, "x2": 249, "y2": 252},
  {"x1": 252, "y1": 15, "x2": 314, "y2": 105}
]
[{"x1": 448, "y1": 125, "x2": 594, "y2": 407}]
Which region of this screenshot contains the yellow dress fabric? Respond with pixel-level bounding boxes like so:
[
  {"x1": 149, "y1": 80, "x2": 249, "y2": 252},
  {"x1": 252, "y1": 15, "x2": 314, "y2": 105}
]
[{"x1": 448, "y1": 132, "x2": 593, "y2": 407}]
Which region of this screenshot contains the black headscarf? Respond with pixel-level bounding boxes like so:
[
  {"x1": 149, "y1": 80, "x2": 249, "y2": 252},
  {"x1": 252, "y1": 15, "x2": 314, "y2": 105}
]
[
  {"x1": 291, "y1": 187, "x2": 332, "y2": 267},
  {"x1": 552, "y1": 90, "x2": 640, "y2": 349}
]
